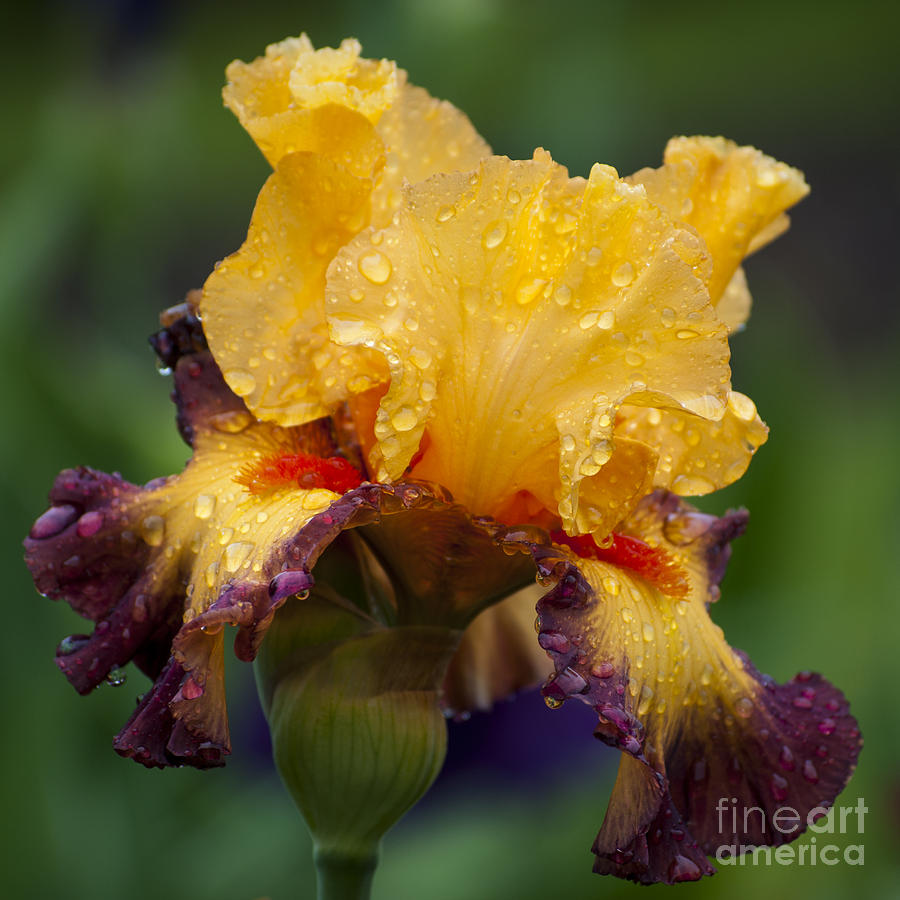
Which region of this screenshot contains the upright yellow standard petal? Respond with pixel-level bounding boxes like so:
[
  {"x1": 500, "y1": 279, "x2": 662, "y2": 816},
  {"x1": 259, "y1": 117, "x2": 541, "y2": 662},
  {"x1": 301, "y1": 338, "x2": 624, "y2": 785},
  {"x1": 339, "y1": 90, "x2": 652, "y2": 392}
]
[
  {"x1": 326, "y1": 152, "x2": 731, "y2": 534},
  {"x1": 223, "y1": 35, "x2": 398, "y2": 167},
  {"x1": 205, "y1": 36, "x2": 490, "y2": 429},
  {"x1": 222, "y1": 34, "x2": 490, "y2": 185},
  {"x1": 628, "y1": 137, "x2": 809, "y2": 329}
]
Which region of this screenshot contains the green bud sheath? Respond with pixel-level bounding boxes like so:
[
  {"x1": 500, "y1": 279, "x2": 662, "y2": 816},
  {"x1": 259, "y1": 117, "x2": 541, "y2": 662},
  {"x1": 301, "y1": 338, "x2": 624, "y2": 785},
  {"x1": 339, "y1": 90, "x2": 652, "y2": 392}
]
[{"x1": 256, "y1": 568, "x2": 461, "y2": 900}]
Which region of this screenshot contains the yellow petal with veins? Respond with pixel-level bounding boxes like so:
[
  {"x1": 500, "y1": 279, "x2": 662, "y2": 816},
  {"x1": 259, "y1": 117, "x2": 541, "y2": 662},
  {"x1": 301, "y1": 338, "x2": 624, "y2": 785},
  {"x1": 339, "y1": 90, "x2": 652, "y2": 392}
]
[
  {"x1": 326, "y1": 151, "x2": 730, "y2": 533},
  {"x1": 202, "y1": 152, "x2": 387, "y2": 426},
  {"x1": 627, "y1": 137, "x2": 808, "y2": 328},
  {"x1": 616, "y1": 391, "x2": 768, "y2": 496}
]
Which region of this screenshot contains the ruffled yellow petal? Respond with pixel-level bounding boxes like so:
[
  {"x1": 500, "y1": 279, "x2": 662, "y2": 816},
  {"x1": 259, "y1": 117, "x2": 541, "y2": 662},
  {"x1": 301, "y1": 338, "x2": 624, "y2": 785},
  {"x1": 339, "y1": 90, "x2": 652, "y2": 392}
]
[
  {"x1": 206, "y1": 36, "x2": 490, "y2": 429},
  {"x1": 202, "y1": 152, "x2": 388, "y2": 426},
  {"x1": 326, "y1": 151, "x2": 730, "y2": 533},
  {"x1": 141, "y1": 404, "x2": 342, "y2": 624},
  {"x1": 628, "y1": 137, "x2": 809, "y2": 327},
  {"x1": 223, "y1": 35, "x2": 398, "y2": 167},
  {"x1": 616, "y1": 391, "x2": 768, "y2": 496},
  {"x1": 222, "y1": 34, "x2": 490, "y2": 189}
]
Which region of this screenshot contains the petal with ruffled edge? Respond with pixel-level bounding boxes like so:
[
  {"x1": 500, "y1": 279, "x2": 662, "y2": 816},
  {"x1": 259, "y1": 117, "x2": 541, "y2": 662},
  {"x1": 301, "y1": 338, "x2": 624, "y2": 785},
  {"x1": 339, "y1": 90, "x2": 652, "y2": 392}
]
[
  {"x1": 627, "y1": 136, "x2": 809, "y2": 330},
  {"x1": 202, "y1": 152, "x2": 388, "y2": 427},
  {"x1": 616, "y1": 391, "x2": 768, "y2": 496},
  {"x1": 207, "y1": 37, "x2": 490, "y2": 429},
  {"x1": 26, "y1": 313, "x2": 549, "y2": 765},
  {"x1": 223, "y1": 35, "x2": 398, "y2": 168},
  {"x1": 533, "y1": 491, "x2": 861, "y2": 884},
  {"x1": 326, "y1": 151, "x2": 730, "y2": 535},
  {"x1": 223, "y1": 35, "x2": 489, "y2": 185}
]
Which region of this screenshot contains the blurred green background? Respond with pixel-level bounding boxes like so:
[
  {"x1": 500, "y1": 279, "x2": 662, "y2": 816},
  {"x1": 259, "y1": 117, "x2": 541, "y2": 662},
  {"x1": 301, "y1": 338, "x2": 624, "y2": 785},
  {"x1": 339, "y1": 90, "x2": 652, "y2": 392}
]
[{"x1": 2, "y1": 0, "x2": 898, "y2": 897}]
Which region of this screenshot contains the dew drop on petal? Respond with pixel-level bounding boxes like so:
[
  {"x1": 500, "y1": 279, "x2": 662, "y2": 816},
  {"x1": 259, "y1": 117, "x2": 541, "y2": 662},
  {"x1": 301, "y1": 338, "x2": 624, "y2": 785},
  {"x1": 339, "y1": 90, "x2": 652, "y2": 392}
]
[
  {"x1": 358, "y1": 251, "x2": 392, "y2": 284},
  {"x1": 226, "y1": 369, "x2": 257, "y2": 397},
  {"x1": 193, "y1": 495, "x2": 216, "y2": 520},
  {"x1": 482, "y1": 220, "x2": 508, "y2": 249},
  {"x1": 224, "y1": 541, "x2": 255, "y2": 573},
  {"x1": 390, "y1": 407, "x2": 418, "y2": 432},
  {"x1": 611, "y1": 261, "x2": 634, "y2": 287},
  {"x1": 105, "y1": 667, "x2": 127, "y2": 687},
  {"x1": 141, "y1": 515, "x2": 165, "y2": 547}
]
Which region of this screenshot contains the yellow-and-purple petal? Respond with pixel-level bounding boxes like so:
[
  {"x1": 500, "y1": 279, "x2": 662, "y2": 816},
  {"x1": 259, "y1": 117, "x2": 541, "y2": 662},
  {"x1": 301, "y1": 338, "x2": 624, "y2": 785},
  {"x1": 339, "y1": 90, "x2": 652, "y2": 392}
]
[{"x1": 533, "y1": 491, "x2": 861, "y2": 884}]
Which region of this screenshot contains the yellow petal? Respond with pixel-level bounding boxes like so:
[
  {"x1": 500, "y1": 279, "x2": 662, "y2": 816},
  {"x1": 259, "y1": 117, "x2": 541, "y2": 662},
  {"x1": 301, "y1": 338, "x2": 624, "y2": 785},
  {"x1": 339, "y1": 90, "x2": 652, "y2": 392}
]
[
  {"x1": 628, "y1": 136, "x2": 809, "y2": 320},
  {"x1": 201, "y1": 152, "x2": 388, "y2": 426},
  {"x1": 326, "y1": 152, "x2": 730, "y2": 532},
  {"x1": 223, "y1": 34, "x2": 489, "y2": 188},
  {"x1": 616, "y1": 391, "x2": 768, "y2": 496},
  {"x1": 372, "y1": 82, "x2": 491, "y2": 225},
  {"x1": 224, "y1": 35, "x2": 398, "y2": 167},
  {"x1": 716, "y1": 266, "x2": 752, "y2": 333}
]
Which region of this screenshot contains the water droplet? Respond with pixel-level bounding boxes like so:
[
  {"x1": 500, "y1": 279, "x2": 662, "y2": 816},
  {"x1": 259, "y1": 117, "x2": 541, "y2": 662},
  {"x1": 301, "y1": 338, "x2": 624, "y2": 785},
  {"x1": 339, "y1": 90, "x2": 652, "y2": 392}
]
[
  {"x1": 209, "y1": 410, "x2": 253, "y2": 433},
  {"x1": 482, "y1": 220, "x2": 508, "y2": 249},
  {"x1": 105, "y1": 667, "x2": 127, "y2": 687},
  {"x1": 676, "y1": 329, "x2": 698, "y2": 340},
  {"x1": 436, "y1": 205, "x2": 455, "y2": 222},
  {"x1": 700, "y1": 663, "x2": 713, "y2": 686},
  {"x1": 818, "y1": 718, "x2": 836, "y2": 735},
  {"x1": 727, "y1": 392, "x2": 758, "y2": 422},
  {"x1": 637, "y1": 684, "x2": 654, "y2": 715},
  {"x1": 802, "y1": 759, "x2": 819, "y2": 783},
  {"x1": 621, "y1": 608, "x2": 634, "y2": 624},
  {"x1": 358, "y1": 250, "x2": 392, "y2": 284},
  {"x1": 390, "y1": 406, "x2": 418, "y2": 432},
  {"x1": 515, "y1": 276, "x2": 547, "y2": 305},
  {"x1": 611, "y1": 261, "x2": 634, "y2": 287},
  {"x1": 734, "y1": 697, "x2": 753, "y2": 718},
  {"x1": 30, "y1": 504, "x2": 79, "y2": 540},
  {"x1": 553, "y1": 284, "x2": 572, "y2": 306},
  {"x1": 224, "y1": 541, "x2": 254, "y2": 573},
  {"x1": 770, "y1": 773, "x2": 789, "y2": 801},
  {"x1": 579, "y1": 311, "x2": 599, "y2": 330},
  {"x1": 544, "y1": 695, "x2": 563, "y2": 710},
  {"x1": 76, "y1": 510, "x2": 104, "y2": 538},
  {"x1": 642, "y1": 622, "x2": 655, "y2": 642},
  {"x1": 269, "y1": 569, "x2": 314, "y2": 601},
  {"x1": 561, "y1": 433, "x2": 576, "y2": 452},
  {"x1": 225, "y1": 369, "x2": 257, "y2": 397},
  {"x1": 591, "y1": 661, "x2": 615, "y2": 678},
  {"x1": 58, "y1": 634, "x2": 90, "y2": 656},
  {"x1": 779, "y1": 745, "x2": 796, "y2": 771},
  {"x1": 793, "y1": 695, "x2": 813, "y2": 709},
  {"x1": 672, "y1": 474, "x2": 715, "y2": 495},
  {"x1": 625, "y1": 350, "x2": 644, "y2": 367},
  {"x1": 141, "y1": 515, "x2": 165, "y2": 547},
  {"x1": 193, "y1": 495, "x2": 216, "y2": 520}
]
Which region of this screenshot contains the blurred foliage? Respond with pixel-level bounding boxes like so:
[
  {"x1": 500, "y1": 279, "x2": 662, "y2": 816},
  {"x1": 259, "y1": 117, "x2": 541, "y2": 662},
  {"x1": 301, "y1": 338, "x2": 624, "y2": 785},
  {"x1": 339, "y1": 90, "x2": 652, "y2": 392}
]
[{"x1": 2, "y1": 0, "x2": 898, "y2": 897}]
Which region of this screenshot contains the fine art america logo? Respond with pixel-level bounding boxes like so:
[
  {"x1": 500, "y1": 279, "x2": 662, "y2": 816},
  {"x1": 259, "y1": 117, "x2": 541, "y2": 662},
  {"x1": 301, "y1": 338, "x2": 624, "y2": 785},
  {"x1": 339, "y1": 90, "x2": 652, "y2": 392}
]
[{"x1": 714, "y1": 798, "x2": 867, "y2": 866}]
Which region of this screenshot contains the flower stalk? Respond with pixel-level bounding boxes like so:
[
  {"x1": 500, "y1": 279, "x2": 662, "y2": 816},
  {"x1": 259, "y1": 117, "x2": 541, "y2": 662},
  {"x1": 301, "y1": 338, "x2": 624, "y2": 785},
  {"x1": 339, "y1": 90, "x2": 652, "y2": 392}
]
[{"x1": 255, "y1": 544, "x2": 460, "y2": 898}]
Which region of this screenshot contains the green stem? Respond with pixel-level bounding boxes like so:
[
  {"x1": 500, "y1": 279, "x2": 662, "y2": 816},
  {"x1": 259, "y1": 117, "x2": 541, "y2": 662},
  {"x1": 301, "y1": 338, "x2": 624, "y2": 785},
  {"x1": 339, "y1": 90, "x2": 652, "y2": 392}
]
[{"x1": 314, "y1": 848, "x2": 378, "y2": 900}]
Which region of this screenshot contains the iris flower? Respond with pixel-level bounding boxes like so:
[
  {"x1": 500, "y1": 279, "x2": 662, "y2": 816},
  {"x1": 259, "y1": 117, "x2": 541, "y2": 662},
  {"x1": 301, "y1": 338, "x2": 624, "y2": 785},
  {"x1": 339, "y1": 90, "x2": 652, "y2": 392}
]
[{"x1": 25, "y1": 36, "x2": 860, "y2": 888}]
